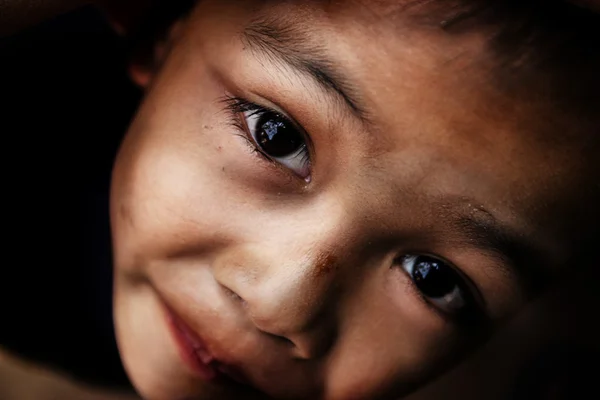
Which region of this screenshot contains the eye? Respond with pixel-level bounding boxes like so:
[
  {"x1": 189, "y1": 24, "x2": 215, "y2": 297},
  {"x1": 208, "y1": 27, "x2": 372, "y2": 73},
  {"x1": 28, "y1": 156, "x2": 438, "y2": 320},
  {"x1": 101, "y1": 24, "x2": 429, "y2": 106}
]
[
  {"x1": 242, "y1": 108, "x2": 310, "y2": 178},
  {"x1": 400, "y1": 255, "x2": 474, "y2": 315},
  {"x1": 224, "y1": 96, "x2": 311, "y2": 180}
]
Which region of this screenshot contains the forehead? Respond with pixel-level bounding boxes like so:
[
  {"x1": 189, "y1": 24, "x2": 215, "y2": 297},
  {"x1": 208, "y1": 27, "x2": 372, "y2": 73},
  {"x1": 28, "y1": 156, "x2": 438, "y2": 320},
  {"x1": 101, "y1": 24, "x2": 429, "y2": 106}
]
[
  {"x1": 206, "y1": 1, "x2": 560, "y2": 165},
  {"x1": 215, "y1": 0, "x2": 518, "y2": 127}
]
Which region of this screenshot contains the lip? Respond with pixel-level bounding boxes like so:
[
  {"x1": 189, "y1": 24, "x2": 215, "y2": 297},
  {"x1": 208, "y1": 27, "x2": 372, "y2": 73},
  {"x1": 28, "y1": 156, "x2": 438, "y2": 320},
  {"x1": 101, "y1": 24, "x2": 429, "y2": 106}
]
[
  {"x1": 164, "y1": 304, "x2": 218, "y2": 381},
  {"x1": 162, "y1": 302, "x2": 252, "y2": 387}
]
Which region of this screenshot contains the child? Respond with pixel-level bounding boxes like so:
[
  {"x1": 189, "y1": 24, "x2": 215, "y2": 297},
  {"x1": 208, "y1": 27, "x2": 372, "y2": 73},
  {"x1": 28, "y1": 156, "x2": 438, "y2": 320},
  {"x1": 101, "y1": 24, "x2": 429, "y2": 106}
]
[{"x1": 3, "y1": 1, "x2": 599, "y2": 399}]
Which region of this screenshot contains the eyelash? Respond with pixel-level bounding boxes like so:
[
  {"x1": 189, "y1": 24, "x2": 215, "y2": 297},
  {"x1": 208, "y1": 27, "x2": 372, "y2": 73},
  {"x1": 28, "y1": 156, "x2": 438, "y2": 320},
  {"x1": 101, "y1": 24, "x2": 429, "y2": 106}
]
[
  {"x1": 221, "y1": 95, "x2": 312, "y2": 177},
  {"x1": 223, "y1": 96, "x2": 272, "y2": 160}
]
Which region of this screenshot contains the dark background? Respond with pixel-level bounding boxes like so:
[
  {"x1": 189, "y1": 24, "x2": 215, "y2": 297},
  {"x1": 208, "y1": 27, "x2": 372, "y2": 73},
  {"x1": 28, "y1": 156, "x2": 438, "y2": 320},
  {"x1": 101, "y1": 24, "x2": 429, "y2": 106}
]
[{"x1": 1, "y1": 6, "x2": 139, "y2": 389}]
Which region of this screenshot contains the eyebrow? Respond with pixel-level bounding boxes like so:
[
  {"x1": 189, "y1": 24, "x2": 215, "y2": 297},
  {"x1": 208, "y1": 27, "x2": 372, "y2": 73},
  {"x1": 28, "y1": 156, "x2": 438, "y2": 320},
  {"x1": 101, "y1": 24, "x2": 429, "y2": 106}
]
[
  {"x1": 445, "y1": 200, "x2": 551, "y2": 297},
  {"x1": 241, "y1": 18, "x2": 371, "y2": 124}
]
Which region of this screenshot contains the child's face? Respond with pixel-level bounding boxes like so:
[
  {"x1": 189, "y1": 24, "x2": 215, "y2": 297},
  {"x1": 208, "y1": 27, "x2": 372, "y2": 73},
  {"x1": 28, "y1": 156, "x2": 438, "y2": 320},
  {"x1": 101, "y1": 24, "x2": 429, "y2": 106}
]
[{"x1": 110, "y1": 1, "x2": 594, "y2": 399}]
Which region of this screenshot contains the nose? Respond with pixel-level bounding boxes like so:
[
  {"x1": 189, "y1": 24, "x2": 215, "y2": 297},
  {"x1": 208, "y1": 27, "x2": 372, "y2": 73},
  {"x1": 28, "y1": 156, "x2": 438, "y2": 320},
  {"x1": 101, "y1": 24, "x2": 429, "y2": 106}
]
[
  {"x1": 213, "y1": 233, "x2": 348, "y2": 360},
  {"x1": 264, "y1": 252, "x2": 342, "y2": 358}
]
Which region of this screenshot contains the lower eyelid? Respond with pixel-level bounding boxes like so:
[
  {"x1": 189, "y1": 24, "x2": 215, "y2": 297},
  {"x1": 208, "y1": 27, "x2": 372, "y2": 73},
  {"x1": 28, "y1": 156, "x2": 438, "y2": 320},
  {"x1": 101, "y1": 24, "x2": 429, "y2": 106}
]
[{"x1": 231, "y1": 128, "x2": 302, "y2": 184}]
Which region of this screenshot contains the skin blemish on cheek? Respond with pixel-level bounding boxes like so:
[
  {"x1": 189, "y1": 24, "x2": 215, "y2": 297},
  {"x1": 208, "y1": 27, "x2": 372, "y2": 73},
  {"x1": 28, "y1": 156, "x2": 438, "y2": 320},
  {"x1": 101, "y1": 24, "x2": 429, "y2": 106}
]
[
  {"x1": 313, "y1": 252, "x2": 339, "y2": 278},
  {"x1": 119, "y1": 203, "x2": 135, "y2": 228}
]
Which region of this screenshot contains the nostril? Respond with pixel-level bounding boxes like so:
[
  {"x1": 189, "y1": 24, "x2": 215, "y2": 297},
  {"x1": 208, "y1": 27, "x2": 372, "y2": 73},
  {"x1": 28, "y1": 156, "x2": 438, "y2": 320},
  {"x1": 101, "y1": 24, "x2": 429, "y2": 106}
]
[
  {"x1": 259, "y1": 329, "x2": 334, "y2": 360},
  {"x1": 221, "y1": 284, "x2": 247, "y2": 307},
  {"x1": 261, "y1": 331, "x2": 296, "y2": 348}
]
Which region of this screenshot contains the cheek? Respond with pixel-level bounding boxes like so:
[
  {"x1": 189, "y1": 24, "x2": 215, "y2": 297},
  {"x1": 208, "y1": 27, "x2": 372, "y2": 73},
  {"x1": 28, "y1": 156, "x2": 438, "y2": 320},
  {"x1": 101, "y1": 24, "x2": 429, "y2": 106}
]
[
  {"x1": 110, "y1": 58, "x2": 253, "y2": 268},
  {"x1": 322, "y1": 271, "x2": 469, "y2": 400}
]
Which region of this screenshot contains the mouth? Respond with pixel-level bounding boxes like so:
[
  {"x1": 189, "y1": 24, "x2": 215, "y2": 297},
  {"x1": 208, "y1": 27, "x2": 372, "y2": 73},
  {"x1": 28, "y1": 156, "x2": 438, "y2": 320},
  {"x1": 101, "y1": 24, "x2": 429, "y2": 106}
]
[{"x1": 162, "y1": 303, "x2": 252, "y2": 387}]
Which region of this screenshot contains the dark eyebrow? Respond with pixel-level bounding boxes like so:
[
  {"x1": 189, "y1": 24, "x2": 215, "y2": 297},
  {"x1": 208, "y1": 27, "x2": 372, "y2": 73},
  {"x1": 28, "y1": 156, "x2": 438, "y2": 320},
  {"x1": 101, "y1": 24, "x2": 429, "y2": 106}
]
[
  {"x1": 446, "y1": 201, "x2": 551, "y2": 297},
  {"x1": 241, "y1": 18, "x2": 371, "y2": 124}
]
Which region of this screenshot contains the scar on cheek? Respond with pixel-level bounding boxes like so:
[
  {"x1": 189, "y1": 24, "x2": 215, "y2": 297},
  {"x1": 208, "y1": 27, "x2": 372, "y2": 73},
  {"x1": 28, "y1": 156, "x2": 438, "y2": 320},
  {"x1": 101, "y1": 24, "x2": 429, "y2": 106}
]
[{"x1": 313, "y1": 252, "x2": 339, "y2": 278}]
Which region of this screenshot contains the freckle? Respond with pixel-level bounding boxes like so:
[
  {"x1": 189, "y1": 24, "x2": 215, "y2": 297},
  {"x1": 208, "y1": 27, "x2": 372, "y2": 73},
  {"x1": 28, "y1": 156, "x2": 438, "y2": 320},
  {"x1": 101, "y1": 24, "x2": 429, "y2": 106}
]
[
  {"x1": 313, "y1": 252, "x2": 338, "y2": 278},
  {"x1": 203, "y1": 125, "x2": 213, "y2": 130},
  {"x1": 222, "y1": 167, "x2": 225, "y2": 172}
]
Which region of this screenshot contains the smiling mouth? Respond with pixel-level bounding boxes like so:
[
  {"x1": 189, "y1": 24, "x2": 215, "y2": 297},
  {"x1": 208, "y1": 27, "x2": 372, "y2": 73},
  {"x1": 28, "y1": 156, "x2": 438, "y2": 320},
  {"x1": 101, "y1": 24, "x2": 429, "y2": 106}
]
[{"x1": 162, "y1": 303, "x2": 252, "y2": 387}]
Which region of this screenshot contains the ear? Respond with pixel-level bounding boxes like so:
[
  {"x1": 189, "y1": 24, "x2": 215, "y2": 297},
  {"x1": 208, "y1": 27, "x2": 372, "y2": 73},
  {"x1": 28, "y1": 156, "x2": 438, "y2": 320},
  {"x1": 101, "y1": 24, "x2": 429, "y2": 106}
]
[
  {"x1": 99, "y1": 0, "x2": 195, "y2": 88},
  {"x1": 125, "y1": 15, "x2": 188, "y2": 88},
  {"x1": 99, "y1": 0, "x2": 154, "y2": 36}
]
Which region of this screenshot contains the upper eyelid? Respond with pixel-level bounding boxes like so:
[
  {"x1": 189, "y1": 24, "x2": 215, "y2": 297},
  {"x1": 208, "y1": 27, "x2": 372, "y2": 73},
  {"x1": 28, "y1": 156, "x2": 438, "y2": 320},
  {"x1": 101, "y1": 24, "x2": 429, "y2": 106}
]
[{"x1": 225, "y1": 95, "x2": 302, "y2": 130}]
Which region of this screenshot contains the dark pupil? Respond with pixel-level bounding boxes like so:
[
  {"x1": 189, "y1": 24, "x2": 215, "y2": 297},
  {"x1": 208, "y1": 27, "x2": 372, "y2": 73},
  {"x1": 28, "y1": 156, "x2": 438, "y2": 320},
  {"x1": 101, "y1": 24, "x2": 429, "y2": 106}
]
[
  {"x1": 256, "y1": 112, "x2": 303, "y2": 157},
  {"x1": 412, "y1": 256, "x2": 459, "y2": 298}
]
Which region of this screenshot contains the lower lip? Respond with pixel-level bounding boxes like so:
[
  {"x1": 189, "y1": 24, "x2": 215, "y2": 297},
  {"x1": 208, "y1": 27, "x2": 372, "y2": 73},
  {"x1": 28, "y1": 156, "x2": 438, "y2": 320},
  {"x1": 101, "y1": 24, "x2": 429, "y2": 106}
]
[{"x1": 163, "y1": 305, "x2": 218, "y2": 381}]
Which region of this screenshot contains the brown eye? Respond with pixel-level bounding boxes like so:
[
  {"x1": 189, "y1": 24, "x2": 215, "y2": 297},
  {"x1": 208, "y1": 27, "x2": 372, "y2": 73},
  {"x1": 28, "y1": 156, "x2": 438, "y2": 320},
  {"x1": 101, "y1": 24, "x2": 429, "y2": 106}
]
[
  {"x1": 255, "y1": 112, "x2": 305, "y2": 158},
  {"x1": 401, "y1": 255, "x2": 469, "y2": 314},
  {"x1": 242, "y1": 107, "x2": 310, "y2": 178}
]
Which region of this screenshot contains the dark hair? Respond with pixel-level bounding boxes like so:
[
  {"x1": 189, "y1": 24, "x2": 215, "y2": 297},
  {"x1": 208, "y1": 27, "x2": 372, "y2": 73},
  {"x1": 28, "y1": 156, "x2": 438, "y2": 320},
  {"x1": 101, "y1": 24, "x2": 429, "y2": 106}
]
[
  {"x1": 444, "y1": 1, "x2": 598, "y2": 105},
  {"x1": 401, "y1": 0, "x2": 600, "y2": 154}
]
